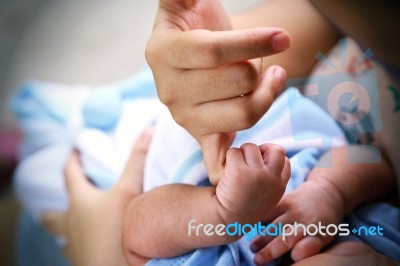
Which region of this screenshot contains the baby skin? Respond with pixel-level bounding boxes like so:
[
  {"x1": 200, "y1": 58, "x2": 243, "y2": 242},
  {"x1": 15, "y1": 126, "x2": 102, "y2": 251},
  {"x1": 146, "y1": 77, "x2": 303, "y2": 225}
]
[
  {"x1": 250, "y1": 47, "x2": 399, "y2": 265},
  {"x1": 122, "y1": 143, "x2": 290, "y2": 264},
  {"x1": 250, "y1": 145, "x2": 395, "y2": 265}
]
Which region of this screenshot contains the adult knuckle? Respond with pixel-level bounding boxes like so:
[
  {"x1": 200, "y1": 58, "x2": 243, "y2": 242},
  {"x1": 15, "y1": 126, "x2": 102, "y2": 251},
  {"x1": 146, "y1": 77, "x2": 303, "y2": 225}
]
[
  {"x1": 173, "y1": 114, "x2": 186, "y2": 128},
  {"x1": 241, "y1": 61, "x2": 259, "y2": 82},
  {"x1": 157, "y1": 85, "x2": 176, "y2": 105},
  {"x1": 157, "y1": 92, "x2": 172, "y2": 105},
  {"x1": 248, "y1": 30, "x2": 264, "y2": 57},
  {"x1": 145, "y1": 40, "x2": 159, "y2": 67},
  {"x1": 233, "y1": 103, "x2": 260, "y2": 130},
  {"x1": 234, "y1": 63, "x2": 258, "y2": 93},
  {"x1": 241, "y1": 106, "x2": 261, "y2": 128},
  {"x1": 236, "y1": 117, "x2": 254, "y2": 130},
  {"x1": 170, "y1": 108, "x2": 189, "y2": 128}
]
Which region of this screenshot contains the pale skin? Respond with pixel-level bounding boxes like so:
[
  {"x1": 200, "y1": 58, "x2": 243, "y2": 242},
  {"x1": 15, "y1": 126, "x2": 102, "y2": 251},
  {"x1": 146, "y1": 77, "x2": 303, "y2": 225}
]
[
  {"x1": 148, "y1": 0, "x2": 400, "y2": 259},
  {"x1": 41, "y1": 72, "x2": 399, "y2": 265},
  {"x1": 42, "y1": 139, "x2": 397, "y2": 266},
  {"x1": 147, "y1": 0, "x2": 400, "y2": 186},
  {"x1": 144, "y1": 0, "x2": 400, "y2": 264},
  {"x1": 42, "y1": 129, "x2": 154, "y2": 266},
  {"x1": 233, "y1": 64, "x2": 400, "y2": 265},
  {"x1": 146, "y1": 0, "x2": 341, "y2": 184},
  {"x1": 43, "y1": 132, "x2": 291, "y2": 266},
  {"x1": 246, "y1": 40, "x2": 400, "y2": 265},
  {"x1": 121, "y1": 143, "x2": 290, "y2": 261},
  {"x1": 42, "y1": 0, "x2": 399, "y2": 264},
  {"x1": 251, "y1": 145, "x2": 395, "y2": 265},
  {"x1": 124, "y1": 56, "x2": 397, "y2": 262},
  {"x1": 42, "y1": 58, "x2": 399, "y2": 266},
  {"x1": 124, "y1": 72, "x2": 398, "y2": 264}
]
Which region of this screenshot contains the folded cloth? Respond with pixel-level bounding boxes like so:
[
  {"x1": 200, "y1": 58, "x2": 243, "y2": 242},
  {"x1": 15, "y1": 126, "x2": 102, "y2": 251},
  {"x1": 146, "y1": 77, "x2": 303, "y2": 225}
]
[{"x1": 11, "y1": 67, "x2": 399, "y2": 265}]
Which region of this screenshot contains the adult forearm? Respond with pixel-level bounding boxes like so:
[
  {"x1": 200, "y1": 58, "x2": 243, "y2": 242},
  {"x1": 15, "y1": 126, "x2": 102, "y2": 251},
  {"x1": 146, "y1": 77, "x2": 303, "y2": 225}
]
[
  {"x1": 230, "y1": 0, "x2": 342, "y2": 79},
  {"x1": 122, "y1": 184, "x2": 240, "y2": 259},
  {"x1": 308, "y1": 0, "x2": 400, "y2": 71}
]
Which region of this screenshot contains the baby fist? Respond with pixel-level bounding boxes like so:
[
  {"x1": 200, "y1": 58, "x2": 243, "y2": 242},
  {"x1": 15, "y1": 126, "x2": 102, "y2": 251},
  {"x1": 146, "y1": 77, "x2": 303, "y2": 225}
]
[{"x1": 216, "y1": 143, "x2": 290, "y2": 225}]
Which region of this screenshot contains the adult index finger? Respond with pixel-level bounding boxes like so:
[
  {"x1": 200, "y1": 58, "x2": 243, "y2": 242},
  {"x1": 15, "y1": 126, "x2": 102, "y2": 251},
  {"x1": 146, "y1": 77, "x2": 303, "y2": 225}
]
[{"x1": 149, "y1": 27, "x2": 291, "y2": 69}]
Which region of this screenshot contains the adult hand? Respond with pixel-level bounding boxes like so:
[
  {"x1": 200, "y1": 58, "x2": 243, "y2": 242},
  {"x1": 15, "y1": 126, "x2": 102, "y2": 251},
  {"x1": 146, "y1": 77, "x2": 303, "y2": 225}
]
[
  {"x1": 41, "y1": 128, "x2": 153, "y2": 266},
  {"x1": 146, "y1": 0, "x2": 291, "y2": 183}
]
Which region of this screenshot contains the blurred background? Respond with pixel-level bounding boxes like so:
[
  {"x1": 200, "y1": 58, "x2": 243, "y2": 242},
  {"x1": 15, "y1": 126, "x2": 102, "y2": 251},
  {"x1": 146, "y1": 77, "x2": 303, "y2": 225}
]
[{"x1": 0, "y1": 0, "x2": 262, "y2": 265}]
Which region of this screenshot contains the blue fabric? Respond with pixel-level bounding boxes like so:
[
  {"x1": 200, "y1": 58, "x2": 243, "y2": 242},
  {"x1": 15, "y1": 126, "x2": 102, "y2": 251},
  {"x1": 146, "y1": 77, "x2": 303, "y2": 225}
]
[
  {"x1": 147, "y1": 245, "x2": 245, "y2": 266},
  {"x1": 11, "y1": 67, "x2": 400, "y2": 265},
  {"x1": 339, "y1": 203, "x2": 400, "y2": 261},
  {"x1": 10, "y1": 82, "x2": 67, "y2": 124},
  {"x1": 16, "y1": 212, "x2": 70, "y2": 266},
  {"x1": 82, "y1": 67, "x2": 158, "y2": 131}
]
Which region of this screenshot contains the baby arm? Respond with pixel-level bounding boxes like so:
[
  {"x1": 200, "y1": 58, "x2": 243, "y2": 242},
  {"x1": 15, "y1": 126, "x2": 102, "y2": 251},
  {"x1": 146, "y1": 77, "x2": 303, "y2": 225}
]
[
  {"x1": 122, "y1": 143, "x2": 290, "y2": 263},
  {"x1": 251, "y1": 145, "x2": 395, "y2": 265}
]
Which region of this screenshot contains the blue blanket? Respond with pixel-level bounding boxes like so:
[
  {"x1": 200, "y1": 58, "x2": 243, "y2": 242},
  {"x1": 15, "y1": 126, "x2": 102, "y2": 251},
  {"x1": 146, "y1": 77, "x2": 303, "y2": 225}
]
[{"x1": 11, "y1": 67, "x2": 400, "y2": 265}]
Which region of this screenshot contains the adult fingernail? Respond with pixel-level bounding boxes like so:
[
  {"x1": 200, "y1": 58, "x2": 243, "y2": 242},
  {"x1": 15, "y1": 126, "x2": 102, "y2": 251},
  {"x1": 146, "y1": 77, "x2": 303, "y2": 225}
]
[
  {"x1": 272, "y1": 32, "x2": 291, "y2": 52},
  {"x1": 254, "y1": 253, "x2": 265, "y2": 265}
]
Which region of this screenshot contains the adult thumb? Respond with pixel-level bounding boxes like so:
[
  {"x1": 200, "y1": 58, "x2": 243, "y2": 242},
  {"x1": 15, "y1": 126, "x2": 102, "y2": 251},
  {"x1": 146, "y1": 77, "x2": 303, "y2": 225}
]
[
  {"x1": 117, "y1": 127, "x2": 154, "y2": 194},
  {"x1": 200, "y1": 132, "x2": 235, "y2": 185},
  {"x1": 64, "y1": 150, "x2": 97, "y2": 200}
]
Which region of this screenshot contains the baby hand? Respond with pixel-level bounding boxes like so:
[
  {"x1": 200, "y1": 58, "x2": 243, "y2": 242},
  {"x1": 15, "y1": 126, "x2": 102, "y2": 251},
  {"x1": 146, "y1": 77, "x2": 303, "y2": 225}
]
[
  {"x1": 250, "y1": 179, "x2": 345, "y2": 265},
  {"x1": 215, "y1": 143, "x2": 290, "y2": 225}
]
